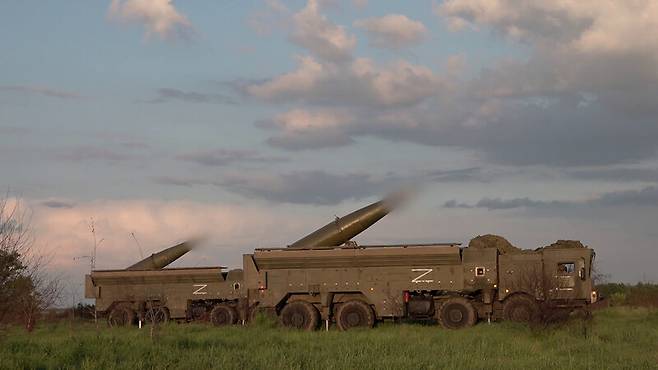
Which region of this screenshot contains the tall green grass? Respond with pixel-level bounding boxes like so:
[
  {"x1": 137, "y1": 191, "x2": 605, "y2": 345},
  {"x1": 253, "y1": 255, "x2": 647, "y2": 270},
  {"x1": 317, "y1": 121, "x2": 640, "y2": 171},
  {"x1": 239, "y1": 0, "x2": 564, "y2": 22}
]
[{"x1": 1, "y1": 307, "x2": 657, "y2": 370}]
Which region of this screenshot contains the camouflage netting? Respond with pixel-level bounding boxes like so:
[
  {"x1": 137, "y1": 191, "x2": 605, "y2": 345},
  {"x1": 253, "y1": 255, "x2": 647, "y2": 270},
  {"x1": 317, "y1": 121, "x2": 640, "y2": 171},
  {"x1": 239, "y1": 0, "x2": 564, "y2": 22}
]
[
  {"x1": 468, "y1": 234, "x2": 587, "y2": 254},
  {"x1": 468, "y1": 234, "x2": 522, "y2": 255},
  {"x1": 542, "y1": 240, "x2": 586, "y2": 249}
]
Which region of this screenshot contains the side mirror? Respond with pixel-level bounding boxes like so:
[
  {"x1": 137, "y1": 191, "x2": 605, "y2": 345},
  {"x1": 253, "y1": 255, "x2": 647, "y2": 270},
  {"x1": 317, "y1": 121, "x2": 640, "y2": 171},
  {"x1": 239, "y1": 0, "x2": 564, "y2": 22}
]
[{"x1": 579, "y1": 267, "x2": 586, "y2": 280}]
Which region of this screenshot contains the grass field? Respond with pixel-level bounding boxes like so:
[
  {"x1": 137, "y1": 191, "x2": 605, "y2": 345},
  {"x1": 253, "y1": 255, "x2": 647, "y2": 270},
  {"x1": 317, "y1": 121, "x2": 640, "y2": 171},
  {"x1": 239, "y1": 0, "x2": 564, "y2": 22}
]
[{"x1": 1, "y1": 307, "x2": 657, "y2": 370}]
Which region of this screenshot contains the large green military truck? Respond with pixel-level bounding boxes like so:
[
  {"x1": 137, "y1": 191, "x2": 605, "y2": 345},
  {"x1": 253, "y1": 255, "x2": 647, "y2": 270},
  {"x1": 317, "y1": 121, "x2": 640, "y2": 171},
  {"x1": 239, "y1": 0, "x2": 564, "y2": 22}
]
[
  {"x1": 242, "y1": 199, "x2": 597, "y2": 330},
  {"x1": 84, "y1": 242, "x2": 246, "y2": 327}
]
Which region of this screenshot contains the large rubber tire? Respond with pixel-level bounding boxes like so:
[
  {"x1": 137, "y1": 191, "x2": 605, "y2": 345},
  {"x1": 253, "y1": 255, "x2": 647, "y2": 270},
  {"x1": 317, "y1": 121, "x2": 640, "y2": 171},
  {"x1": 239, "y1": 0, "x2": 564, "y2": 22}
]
[
  {"x1": 544, "y1": 308, "x2": 570, "y2": 324},
  {"x1": 189, "y1": 305, "x2": 208, "y2": 322},
  {"x1": 108, "y1": 306, "x2": 135, "y2": 327},
  {"x1": 335, "y1": 300, "x2": 375, "y2": 331},
  {"x1": 503, "y1": 294, "x2": 541, "y2": 323},
  {"x1": 438, "y1": 297, "x2": 477, "y2": 329},
  {"x1": 145, "y1": 306, "x2": 170, "y2": 325},
  {"x1": 210, "y1": 305, "x2": 238, "y2": 326},
  {"x1": 279, "y1": 301, "x2": 320, "y2": 331},
  {"x1": 569, "y1": 307, "x2": 592, "y2": 321}
]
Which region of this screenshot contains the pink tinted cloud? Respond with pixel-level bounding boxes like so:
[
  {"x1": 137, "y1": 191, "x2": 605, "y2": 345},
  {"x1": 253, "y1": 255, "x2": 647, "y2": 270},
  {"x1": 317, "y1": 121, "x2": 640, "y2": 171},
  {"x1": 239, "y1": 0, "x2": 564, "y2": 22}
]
[
  {"x1": 30, "y1": 199, "x2": 285, "y2": 271},
  {"x1": 108, "y1": 0, "x2": 193, "y2": 41}
]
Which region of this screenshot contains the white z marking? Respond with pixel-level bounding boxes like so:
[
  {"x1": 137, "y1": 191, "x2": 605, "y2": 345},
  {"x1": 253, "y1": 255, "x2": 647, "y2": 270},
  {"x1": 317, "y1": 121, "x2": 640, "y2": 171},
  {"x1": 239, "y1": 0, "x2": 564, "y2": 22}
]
[
  {"x1": 411, "y1": 268, "x2": 434, "y2": 283},
  {"x1": 193, "y1": 284, "x2": 208, "y2": 295}
]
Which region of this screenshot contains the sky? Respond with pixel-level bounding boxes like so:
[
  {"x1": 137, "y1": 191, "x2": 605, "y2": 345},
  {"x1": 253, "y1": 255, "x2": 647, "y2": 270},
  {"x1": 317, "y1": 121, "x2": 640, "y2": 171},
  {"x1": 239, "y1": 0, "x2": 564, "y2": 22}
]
[{"x1": 2, "y1": 0, "x2": 658, "y2": 298}]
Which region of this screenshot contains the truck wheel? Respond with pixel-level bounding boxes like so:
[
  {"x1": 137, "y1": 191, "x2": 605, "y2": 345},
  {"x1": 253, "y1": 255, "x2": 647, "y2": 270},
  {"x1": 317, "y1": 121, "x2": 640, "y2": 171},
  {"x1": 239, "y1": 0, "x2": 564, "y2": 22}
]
[
  {"x1": 545, "y1": 308, "x2": 570, "y2": 324},
  {"x1": 210, "y1": 305, "x2": 238, "y2": 326},
  {"x1": 569, "y1": 308, "x2": 592, "y2": 321},
  {"x1": 279, "y1": 301, "x2": 319, "y2": 331},
  {"x1": 190, "y1": 305, "x2": 208, "y2": 321},
  {"x1": 503, "y1": 294, "x2": 540, "y2": 323},
  {"x1": 336, "y1": 300, "x2": 375, "y2": 331},
  {"x1": 145, "y1": 307, "x2": 170, "y2": 324},
  {"x1": 108, "y1": 306, "x2": 135, "y2": 327},
  {"x1": 438, "y1": 297, "x2": 477, "y2": 329}
]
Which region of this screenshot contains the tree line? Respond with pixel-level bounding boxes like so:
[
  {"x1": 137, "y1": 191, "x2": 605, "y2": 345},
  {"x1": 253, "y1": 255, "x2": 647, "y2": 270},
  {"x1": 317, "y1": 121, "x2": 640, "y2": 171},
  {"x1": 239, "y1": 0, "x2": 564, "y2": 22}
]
[{"x1": 0, "y1": 195, "x2": 60, "y2": 332}]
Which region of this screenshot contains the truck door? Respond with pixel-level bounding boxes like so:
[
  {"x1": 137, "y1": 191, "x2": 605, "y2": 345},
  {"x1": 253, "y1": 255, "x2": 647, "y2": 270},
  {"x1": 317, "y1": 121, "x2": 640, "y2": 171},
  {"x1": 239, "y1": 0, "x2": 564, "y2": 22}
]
[
  {"x1": 553, "y1": 255, "x2": 591, "y2": 300},
  {"x1": 553, "y1": 261, "x2": 576, "y2": 299}
]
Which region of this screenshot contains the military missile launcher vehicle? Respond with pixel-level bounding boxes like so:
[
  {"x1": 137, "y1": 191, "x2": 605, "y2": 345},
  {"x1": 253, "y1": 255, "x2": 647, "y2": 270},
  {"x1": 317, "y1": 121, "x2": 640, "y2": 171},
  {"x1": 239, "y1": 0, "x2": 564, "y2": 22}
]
[
  {"x1": 85, "y1": 193, "x2": 597, "y2": 330},
  {"x1": 242, "y1": 199, "x2": 596, "y2": 330},
  {"x1": 84, "y1": 241, "x2": 246, "y2": 327}
]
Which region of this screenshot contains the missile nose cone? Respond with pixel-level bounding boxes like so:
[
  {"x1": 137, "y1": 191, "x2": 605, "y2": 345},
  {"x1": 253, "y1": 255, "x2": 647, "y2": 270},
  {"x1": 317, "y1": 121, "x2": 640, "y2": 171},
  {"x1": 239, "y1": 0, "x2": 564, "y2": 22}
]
[
  {"x1": 126, "y1": 240, "x2": 196, "y2": 270},
  {"x1": 288, "y1": 193, "x2": 402, "y2": 249}
]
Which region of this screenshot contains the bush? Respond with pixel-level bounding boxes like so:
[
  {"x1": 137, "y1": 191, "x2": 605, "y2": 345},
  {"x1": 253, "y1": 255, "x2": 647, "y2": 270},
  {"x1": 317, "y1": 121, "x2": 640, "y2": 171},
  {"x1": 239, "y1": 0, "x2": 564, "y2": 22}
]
[{"x1": 596, "y1": 283, "x2": 658, "y2": 308}]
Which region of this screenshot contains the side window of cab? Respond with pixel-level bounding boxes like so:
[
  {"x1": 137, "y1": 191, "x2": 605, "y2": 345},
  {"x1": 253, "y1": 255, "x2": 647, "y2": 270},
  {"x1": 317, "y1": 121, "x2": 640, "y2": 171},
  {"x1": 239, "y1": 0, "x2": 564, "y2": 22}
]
[{"x1": 557, "y1": 262, "x2": 575, "y2": 275}]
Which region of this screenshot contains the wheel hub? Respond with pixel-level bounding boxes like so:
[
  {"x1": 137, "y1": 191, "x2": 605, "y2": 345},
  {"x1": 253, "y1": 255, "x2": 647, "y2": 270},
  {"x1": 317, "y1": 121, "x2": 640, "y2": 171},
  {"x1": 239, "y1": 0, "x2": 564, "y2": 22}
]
[
  {"x1": 216, "y1": 311, "x2": 227, "y2": 324},
  {"x1": 448, "y1": 308, "x2": 464, "y2": 323},
  {"x1": 512, "y1": 306, "x2": 530, "y2": 321},
  {"x1": 346, "y1": 311, "x2": 361, "y2": 326},
  {"x1": 291, "y1": 312, "x2": 305, "y2": 327}
]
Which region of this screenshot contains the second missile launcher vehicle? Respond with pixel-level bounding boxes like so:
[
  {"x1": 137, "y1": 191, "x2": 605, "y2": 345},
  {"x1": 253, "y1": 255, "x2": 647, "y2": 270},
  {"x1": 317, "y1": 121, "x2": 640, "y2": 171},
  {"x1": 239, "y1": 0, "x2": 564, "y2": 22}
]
[{"x1": 85, "y1": 241, "x2": 246, "y2": 326}]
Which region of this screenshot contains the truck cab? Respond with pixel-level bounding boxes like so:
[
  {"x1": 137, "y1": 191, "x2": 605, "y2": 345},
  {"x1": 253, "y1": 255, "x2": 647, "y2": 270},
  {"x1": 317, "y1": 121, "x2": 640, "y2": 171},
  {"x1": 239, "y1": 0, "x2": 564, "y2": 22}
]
[{"x1": 498, "y1": 246, "x2": 596, "y2": 305}]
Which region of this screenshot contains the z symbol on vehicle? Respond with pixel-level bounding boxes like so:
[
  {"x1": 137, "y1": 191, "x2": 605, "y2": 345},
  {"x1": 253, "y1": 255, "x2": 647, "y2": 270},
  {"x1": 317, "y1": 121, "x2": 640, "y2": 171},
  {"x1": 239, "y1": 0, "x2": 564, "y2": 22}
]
[
  {"x1": 411, "y1": 268, "x2": 433, "y2": 283},
  {"x1": 193, "y1": 284, "x2": 208, "y2": 295}
]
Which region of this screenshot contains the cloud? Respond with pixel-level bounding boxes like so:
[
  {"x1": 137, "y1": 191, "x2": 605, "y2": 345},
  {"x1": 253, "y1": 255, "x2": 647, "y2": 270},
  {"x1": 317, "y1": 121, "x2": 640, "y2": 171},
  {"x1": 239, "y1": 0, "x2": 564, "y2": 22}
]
[
  {"x1": 176, "y1": 149, "x2": 286, "y2": 167},
  {"x1": 143, "y1": 88, "x2": 236, "y2": 104},
  {"x1": 444, "y1": 186, "x2": 658, "y2": 210},
  {"x1": 58, "y1": 146, "x2": 132, "y2": 162},
  {"x1": 405, "y1": 96, "x2": 658, "y2": 166},
  {"x1": 255, "y1": 108, "x2": 355, "y2": 150},
  {"x1": 220, "y1": 170, "x2": 397, "y2": 205},
  {"x1": 88, "y1": 132, "x2": 151, "y2": 151},
  {"x1": 427, "y1": 167, "x2": 493, "y2": 183},
  {"x1": 119, "y1": 141, "x2": 150, "y2": 150},
  {"x1": 445, "y1": 197, "x2": 567, "y2": 210},
  {"x1": 40, "y1": 200, "x2": 76, "y2": 209},
  {"x1": 245, "y1": 56, "x2": 324, "y2": 101},
  {"x1": 0, "y1": 126, "x2": 30, "y2": 135},
  {"x1": 349, "y1": 58, "x2": 443, "y2": 106},
  {"x1": 262, "y1": 0, "x2": 289, "y2": 14},
  {"x1": 439, "y1": 0, "x2": 658, "y2": 55},
  {"x1": 566, "y1": 168, "x2": 658, "y2": 183},
  {"x1": 439, "y1": 1, "x2": 658, "y2": 118},
  {"x1": 244, "y1": 1, "x2": 658, "y2": 168},
  {"x1": 252, "y1": 79, "x2": 658, "y2": 164},
  {"x1": 265, "y1": 132, "x2": 354, "y2": 151},
  {"x1": 0, "y1": 85, "x2": 83, "y2": 99},
  {"x1": 248, "y1": 0, "x2": 291, "y2": 35},
  {"x1": 597, "y1": 186, "x2": 658, "y2": 207},
  {"x1": 151, "y1": 176, "x2": 206, "y2": 187},
  {"x1": 353, "y1": 0, "x2": 368, "y2": 9},
  {"x1": 290, "y1": 0, "x2": 356, "y2": 62},
  {"x1": 246, "y1": 56, "x2": 445, "y2": 107},
  {"x1": 354, "y1": 14, "x2": 427, "y2": 49},
  {"x1": 252, "y1": 85, "x2": 658, "y2": 165},
  {"x1": 272, "y1": 108, "x2": 352, "y2": 131},
  {"x1": 27, "y1": 198, "x2": 286, "y2": 271},
  {"x1": 108, "y1": 0, "x2": 193, "y2": 41}
]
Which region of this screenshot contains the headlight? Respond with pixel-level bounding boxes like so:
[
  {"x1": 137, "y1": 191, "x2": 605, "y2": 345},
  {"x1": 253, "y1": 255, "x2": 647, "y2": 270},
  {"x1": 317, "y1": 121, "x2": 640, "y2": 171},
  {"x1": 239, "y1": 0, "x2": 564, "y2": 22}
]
[{"x1": 591, "y1": 290, "x2": 598, "y2": 303}]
